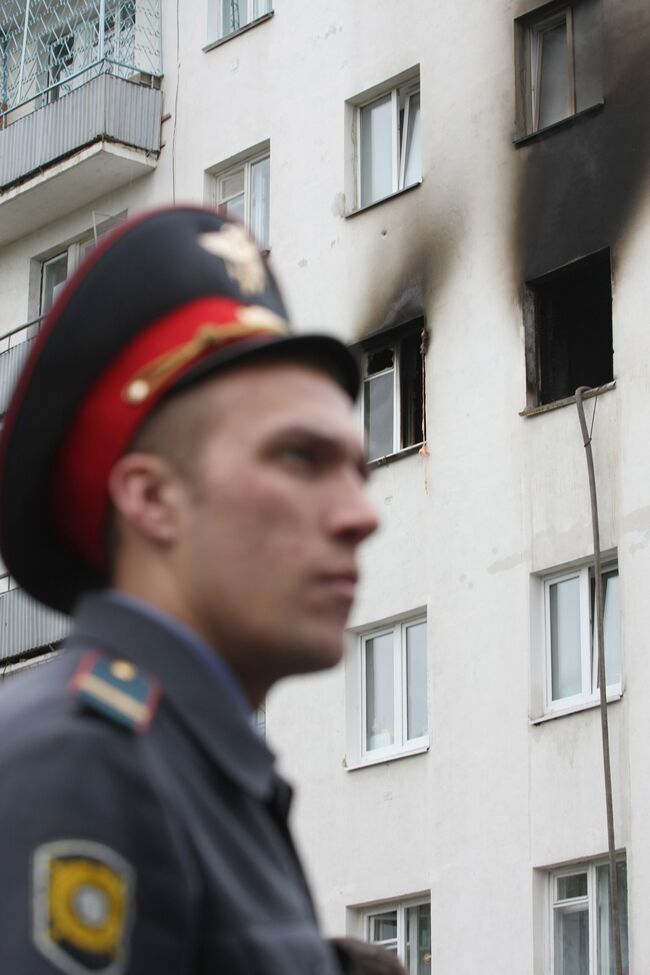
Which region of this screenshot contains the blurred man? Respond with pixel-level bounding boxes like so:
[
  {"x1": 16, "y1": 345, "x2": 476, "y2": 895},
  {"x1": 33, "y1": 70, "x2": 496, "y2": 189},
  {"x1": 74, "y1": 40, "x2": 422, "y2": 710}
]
[{"x1": 0, "y1": 207, "x2": 405, "y2": 975}]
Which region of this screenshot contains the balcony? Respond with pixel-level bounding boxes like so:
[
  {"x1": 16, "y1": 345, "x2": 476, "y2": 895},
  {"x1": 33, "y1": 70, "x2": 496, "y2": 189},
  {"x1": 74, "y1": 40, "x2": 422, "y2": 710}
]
[
  {"x1": 0, "y1": 320, "x2": 70, "y2": 662},
  {"x1": 0, "y1": 1, "x2": 163, "y2": 246}
]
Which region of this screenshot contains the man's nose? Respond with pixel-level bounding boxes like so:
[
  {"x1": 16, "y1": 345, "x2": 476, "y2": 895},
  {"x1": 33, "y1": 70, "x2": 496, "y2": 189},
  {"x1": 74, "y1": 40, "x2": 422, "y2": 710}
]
[{"x1": 328, "y1": 475, "x2": 379, "y2": 545}]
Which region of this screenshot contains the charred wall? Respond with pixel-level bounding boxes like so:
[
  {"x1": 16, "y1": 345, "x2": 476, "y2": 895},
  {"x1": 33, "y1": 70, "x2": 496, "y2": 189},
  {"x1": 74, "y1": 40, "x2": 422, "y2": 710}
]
[{"x1": 515, "y1": 0, "x2": 650, "y2": 283}]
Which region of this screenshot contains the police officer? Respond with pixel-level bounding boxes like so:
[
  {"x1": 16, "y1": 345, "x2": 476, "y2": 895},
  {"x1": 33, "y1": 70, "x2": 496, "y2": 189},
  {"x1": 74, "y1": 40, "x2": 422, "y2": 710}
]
[{"x1": 0, "y1": 207, "x2": 408, "y2": 975}]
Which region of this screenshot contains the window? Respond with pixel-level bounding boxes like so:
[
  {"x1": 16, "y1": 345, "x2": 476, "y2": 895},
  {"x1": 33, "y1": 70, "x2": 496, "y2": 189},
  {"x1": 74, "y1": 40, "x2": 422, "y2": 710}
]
[
  {"x1": 364, "y1": 899, "x2": 431, "y2": 975},
  {"x1": 361, "y1": 321, "x2": 425, "y2": 463},
  {"x1": 46, "y1": 32, "x2": 74, "y2": 102},
  {"x1": 353, "y1": 75, "x2": 421, "y2": 209},
  {"x1": 37, "y1": 219, "x2": 120, "y2": 317},
  {"x1": 210, "y1": 151, "x2": 270, "y2": 251},
  {"x1": 361, "y1": 617, "x2": 428, "y2": 757},
  {"x1": 526, "y1": 249, "x2": 612, "y2": 406},
  {"x1": 548, "y1": 859, "x2": 628, "y2": 974},
  {"x1": 518, "y1": 0, "x2": 603, "y2": 135},
  {"x1": 543, "y1": 562, "x2": 620, "y2": 712},
  {"x1": 208, "y1": 0, "x2": 272, "y2": 43}
]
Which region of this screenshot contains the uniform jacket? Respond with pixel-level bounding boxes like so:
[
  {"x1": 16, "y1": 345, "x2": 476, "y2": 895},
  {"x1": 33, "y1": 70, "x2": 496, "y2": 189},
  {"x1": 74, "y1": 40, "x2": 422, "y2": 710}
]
[{"x1": 0, "y1": 591, "x2": 343, "y2": 975}]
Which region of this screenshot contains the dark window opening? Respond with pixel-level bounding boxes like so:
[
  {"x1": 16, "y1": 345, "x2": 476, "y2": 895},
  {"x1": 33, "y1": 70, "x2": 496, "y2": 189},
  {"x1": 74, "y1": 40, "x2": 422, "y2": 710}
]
[
  {"x1": 529, "y1": 249, "x2": 612, "y2": 405},
  {"x1": 360, "y1": 320, "x2": 426, "y2": 462}
]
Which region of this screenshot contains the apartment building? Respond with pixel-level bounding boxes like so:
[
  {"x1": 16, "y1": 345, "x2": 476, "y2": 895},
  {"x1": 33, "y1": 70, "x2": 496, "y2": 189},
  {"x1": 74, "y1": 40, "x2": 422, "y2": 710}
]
[{"x1": 1, "y1": 1, "x2": 649, "y2": 971}]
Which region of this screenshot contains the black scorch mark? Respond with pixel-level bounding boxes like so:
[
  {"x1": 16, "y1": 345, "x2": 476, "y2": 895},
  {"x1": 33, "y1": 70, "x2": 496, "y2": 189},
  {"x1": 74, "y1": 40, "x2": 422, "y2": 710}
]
[{"x1": 515, "y1": 8, "x2": 650, "y2": 283}]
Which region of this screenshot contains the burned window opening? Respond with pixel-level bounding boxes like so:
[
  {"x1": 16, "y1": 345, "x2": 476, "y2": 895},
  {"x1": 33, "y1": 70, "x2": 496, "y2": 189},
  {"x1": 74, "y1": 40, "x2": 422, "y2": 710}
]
[
  {"x1": 527, "y1": 249, "x2": 612, "y2": 406},
  {"x1": 360, "y1": 320, "x2": 426, "y2": 463}
]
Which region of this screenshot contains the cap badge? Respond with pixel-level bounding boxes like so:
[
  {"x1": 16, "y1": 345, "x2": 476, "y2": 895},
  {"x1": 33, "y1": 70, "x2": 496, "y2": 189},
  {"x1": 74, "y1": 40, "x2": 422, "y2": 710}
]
[{"x1": 198, "y1": 224, "x2": 267, "y2": 294}]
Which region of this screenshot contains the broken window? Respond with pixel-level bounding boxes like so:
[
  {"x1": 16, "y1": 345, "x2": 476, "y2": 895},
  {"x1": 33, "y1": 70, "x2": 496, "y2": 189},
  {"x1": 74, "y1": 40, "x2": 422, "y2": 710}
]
[
  {"x1": 517, "y1": 0, "x2": 603, "y2": 135},
  {"x1": 361, "y1": 321, "x2": 425, "y2": 463},
  {"x1": 527, "y1": 249, "x2": 612, "y2": 406}
]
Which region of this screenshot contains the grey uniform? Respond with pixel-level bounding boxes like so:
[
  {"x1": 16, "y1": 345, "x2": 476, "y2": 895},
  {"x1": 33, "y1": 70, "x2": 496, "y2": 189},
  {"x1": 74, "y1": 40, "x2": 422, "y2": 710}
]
[{"x1": 0, "y1": 591, "x2": 343, "y2": 975}]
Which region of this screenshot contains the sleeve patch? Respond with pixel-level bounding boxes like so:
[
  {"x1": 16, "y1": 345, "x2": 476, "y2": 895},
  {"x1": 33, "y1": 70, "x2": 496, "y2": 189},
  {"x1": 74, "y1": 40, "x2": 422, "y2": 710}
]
[{"x1": 32, "y1": 839, "x2": 136, "y2": 975}]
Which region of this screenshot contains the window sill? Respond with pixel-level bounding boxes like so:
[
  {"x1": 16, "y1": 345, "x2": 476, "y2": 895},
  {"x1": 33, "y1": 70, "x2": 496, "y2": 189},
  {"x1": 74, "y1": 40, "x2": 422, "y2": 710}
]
[
  {"x1": 530, "y1": 691, "x2": 623, "y2": 725},
  {"x1": 345, "y1": 180, "x2": 422, "y2": 219},
  {"x1": 367, "y1": 442, "x2": 426, "y2": 470},
  {"x1": 203, "y1": 11, "x2": 274, "y2": 52},
  {"x1": 519, "y1": 381, "x2": 615, "y2": 418},
  {"x1": 344, "y1": 741, "x2": 429, "y2": 771},
  {"x1": 513, "y1": 101, "x2": 605, "y2": 147}
]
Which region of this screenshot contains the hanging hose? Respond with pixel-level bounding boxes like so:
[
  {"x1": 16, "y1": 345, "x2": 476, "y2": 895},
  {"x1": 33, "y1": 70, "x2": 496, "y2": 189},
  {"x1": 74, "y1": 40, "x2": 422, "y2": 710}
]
[{"x1": 575, "y1": 386, "x2": 623, "y2": 975}]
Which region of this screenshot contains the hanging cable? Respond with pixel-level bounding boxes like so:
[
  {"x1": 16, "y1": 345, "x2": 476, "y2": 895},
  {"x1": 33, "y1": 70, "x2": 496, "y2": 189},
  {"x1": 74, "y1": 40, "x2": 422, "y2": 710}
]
[{"x1": 575, "y1": 385, "x2": 623, "y2": 975}]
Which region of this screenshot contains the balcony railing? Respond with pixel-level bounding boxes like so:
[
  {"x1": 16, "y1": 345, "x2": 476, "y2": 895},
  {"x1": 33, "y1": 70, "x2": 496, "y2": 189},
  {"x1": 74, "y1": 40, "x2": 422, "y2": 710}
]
[
  {"x1": 0, "y1": 318, "x2": 40, "y2": 416},
  {"x1": 1, "y1": 0, "x2": 162, "y2": 127},
  {"x1": 0, "y1": 586, "x2": 69, "y2": 662}
]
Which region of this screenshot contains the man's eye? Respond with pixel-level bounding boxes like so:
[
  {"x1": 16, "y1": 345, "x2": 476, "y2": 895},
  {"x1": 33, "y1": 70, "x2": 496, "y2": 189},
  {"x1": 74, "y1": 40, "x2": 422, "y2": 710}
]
[{"x1": 282, "y1": 446, "x2": 316, "y2": 468}]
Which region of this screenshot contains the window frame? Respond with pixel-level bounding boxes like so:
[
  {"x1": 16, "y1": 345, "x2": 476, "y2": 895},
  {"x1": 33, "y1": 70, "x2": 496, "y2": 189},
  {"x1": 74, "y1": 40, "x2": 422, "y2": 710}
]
[
  {"x1": 354, "y1": 78, "x2": 421, "y2": 211},
  {"x1": 212, "y1": 149, "x2": 271, "y2": 252},
  {"x1": 209, "y1": 0, "x2": 273, "y2": 44},
  {"x1": 542, "y1": 561, "x2": 621, "y2": 714},
  {"x1": 529, "y1": 6, "x2": 575, "y2": 132},
  {"x1": 362, "y1": 897, "x2": 431, "y2": 973},
  {"x1": 359, "y1": 321, "x2": 426, "y2": 464},
  {"x1": 360, "y1": 615, "x2": 429, "y2": 762},
  {"x1": 548, "y1": 858, "x2": 627, "y2": 975}
]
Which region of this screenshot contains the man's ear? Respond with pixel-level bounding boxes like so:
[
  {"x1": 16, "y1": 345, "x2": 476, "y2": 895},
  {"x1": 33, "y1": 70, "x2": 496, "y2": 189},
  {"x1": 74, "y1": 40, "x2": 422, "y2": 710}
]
[{"x1": 108, "y1": 452, "x2": 186, "y2": 546}]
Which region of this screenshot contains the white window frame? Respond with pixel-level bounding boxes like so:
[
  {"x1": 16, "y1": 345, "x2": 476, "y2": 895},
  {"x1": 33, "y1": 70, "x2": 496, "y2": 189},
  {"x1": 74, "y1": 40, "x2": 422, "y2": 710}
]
[
  {"x1": 361, "y1": 341, "x2": 400, "y2": 460},
  {"x1": 528, "y1": 6, "x2": 576, "y2": 132},
  {"x1": 363, "y1": 897, "x2": 431, "y2": 974},
  {"x1": 548, "y1": 858, "x2": 627, "y2": 975},
  {"x1": 356, "y1": 80, "x2": 421, "y2": 209},
  {"x1": 37, "y1": 218, "x2": 121, "y2": 317},
  {"x1": 543, "y1": 562, "x2": 621, "y2": 714},
  {"x1": 360, "y1": 616, "x2": 428, "y2": 762},
  {"x1": 211, "y1": 0, "x2": 272, "y2": 42},
  {"x1": 212, "y1": 149, "x2": 270, "y2": 251},
  {"x1": 360, "y1": 325, "x2": 426, "y2": 463}
]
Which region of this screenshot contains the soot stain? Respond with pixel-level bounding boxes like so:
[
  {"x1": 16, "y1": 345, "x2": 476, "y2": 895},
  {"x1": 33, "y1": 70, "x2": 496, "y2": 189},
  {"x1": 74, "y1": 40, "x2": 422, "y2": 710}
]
[
  {"x1": 515, "y1": 6, "x2": 650, "y2": 283},
  {"x1": 351, "y1": 208, "x2": 459, "y2": 343}
]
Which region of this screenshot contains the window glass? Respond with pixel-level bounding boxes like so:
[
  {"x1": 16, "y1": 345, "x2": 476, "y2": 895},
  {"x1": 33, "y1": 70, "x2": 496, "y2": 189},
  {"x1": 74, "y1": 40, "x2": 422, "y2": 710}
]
[
  {"x1": 550, "y1": 575, "x2": 582, "y2": 700},
  {"x1": 536, "y1": 19, "x2": 569, "y2": 129},
  {"x1": 370, "y1": 911, "x2": 398, "y2": 946},
  {"x1": 557, "y1": 873, "x2": 588, "y2": 900},
  {"x1": 250, "y1": 155, "x2": 270, "y2": 249},
  {"x1": 40, "y1": 253, "x2": 68, "y2": 315},
  {"x1": 220, "y1": 169, "x2": 245, "y2": 201},
  {"x1": 592, "y1": 570, "x2": 620, "y2": 689},
  {"x1": 554, "y1": 904, "x2": 589, "y2": 975},
  {"x1": 402, "y1": 91, "x2": 421, "y2": 188},
  {"x1": 405, "y1": 903, "x2": 431, "y2": 975},
  {"x1": 360, "y1": 94, "x2": 393, "y2": 207},
  {"x1": 365, "y1": 632, "x2": 395, "y2": 750},
  {"x1": 406, "y1": 621, "x2": 427, "y2": 740},
  {"x1": 573, "y1": 0, "x2": 603, "y2": 112},
  {"x1": 596, "y1": 862, "x2": 628, "y2": 974},
  {"x1": 364, "y1": 371, "x2": 394, "y2": 462}
]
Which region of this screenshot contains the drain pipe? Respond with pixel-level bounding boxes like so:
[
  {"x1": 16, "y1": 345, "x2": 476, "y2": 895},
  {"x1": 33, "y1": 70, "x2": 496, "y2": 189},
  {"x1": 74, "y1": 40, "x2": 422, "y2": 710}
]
[{"x1": 575, "y1": 386, "x2": 623, "y2": 975}]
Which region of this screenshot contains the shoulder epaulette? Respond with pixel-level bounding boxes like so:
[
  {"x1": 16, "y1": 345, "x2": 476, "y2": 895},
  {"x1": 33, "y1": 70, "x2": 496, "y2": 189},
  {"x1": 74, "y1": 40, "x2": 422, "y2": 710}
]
[{"x1": 69, "y1": 651, "x2": 162, "y2": 734}]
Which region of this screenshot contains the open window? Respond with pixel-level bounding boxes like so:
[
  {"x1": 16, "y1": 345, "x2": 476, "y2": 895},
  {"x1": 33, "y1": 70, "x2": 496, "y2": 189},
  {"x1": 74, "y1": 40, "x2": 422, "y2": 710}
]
[
  {"x1": 516, "y1": 0, "x2": 603, "y2": 136},
  {"x1": 360, "y1": 320, "x2": 426, "y2": 463},
  {"x1": 525, "y1": 249, "x2": 612, "y2": 406}
]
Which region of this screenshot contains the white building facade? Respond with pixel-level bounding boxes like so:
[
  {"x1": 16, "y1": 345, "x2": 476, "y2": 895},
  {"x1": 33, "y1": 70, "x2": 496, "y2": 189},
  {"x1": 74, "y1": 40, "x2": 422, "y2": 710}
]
[{"x1": 1, "y1": 1, "x2": 649, "y2": 972}]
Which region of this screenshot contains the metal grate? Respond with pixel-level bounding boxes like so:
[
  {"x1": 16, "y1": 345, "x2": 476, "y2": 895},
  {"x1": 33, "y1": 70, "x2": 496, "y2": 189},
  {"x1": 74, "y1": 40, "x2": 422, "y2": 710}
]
[{"x1": 1, "y1": 0, "x2": 161, "y2": 125}]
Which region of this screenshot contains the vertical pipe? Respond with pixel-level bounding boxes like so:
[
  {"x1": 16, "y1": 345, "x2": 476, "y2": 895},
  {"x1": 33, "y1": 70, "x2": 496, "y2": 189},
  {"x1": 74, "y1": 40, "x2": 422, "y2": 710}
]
[
  {"x1": 99, "y1": 0, "x2": 106, "y2": 60},
  {"x1": 575, "y1": 386, "x2": 623, "y2": 975},
  {"x1": 16, "y1": 0, "x2": 31, "y2": 104}
]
